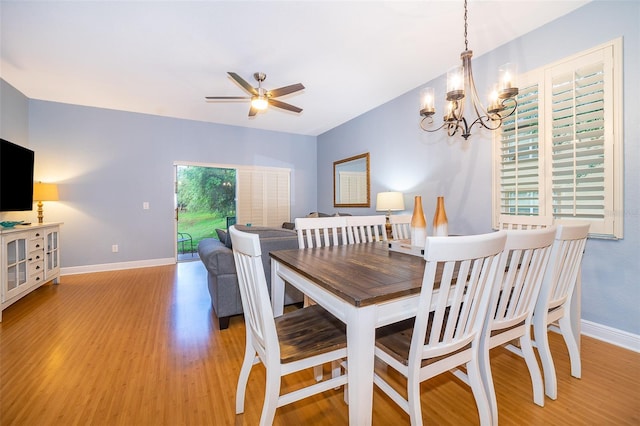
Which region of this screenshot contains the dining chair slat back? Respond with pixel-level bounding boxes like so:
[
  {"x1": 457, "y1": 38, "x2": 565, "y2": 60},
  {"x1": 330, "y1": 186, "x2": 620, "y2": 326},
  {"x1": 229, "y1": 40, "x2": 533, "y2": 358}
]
[
  {"x1": 229, "y1": 226, "x2": 348, "y2": 426},
  {"x1": 533, "y1": 223, "x2": 589, "y2": 400},
  {"x1": 345, "y1": 215, "x2": 388, "y2": 243},
  {"x1": 499, "y1": 214, "x2": 553, "y2": 230},
  {"x1": 295, "y1": 216, "x2": 349, "y2": 248},
  {"x1": 389, "y1": 214, "x2": 412, "y2": 240},
  {"x1": 373, "y1": 231, "x2": 507, "y2": 426},
  {"x1": 475, "y1": 227, "x2": 557, "y2": 423}
]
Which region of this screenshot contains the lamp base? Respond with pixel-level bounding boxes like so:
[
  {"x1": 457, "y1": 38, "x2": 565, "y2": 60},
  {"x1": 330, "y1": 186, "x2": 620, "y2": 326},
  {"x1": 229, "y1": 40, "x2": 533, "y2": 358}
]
[
  {"x1": 385, "y1": 214, "x2": 393, "y2": 240},
  {"x1": 37, "y1": 201, "x2": 44, "y2": 224}
]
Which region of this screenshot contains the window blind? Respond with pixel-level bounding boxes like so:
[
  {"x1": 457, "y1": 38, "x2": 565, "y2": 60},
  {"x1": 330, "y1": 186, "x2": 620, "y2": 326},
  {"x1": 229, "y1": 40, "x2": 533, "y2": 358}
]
[
  {"x1": 498, "y1": 81, "x2": 542, "y2": 216},
  {"x1": 493, "y1": 39, "x2": 622, "y2": 238},
  {"x1": 550, "y1": 61, "x2": 606, "y2": 221},
  {"x1": 236, "y1": 167, "x2": 291, "y2": 227}
]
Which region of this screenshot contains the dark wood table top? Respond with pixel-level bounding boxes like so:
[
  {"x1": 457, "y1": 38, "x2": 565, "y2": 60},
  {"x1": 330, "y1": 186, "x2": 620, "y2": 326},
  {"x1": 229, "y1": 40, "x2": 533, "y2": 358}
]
[{"x1": 270, "y1": 242, "x2": 426, "y2": 308}]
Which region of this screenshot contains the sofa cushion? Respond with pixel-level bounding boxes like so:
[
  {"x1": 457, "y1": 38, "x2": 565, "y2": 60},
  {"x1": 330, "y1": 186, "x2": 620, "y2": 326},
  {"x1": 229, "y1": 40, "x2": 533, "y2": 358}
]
[
  {"x1": 215, "y1": 228, "x2": 227, "y2": 242},
  {"x1": 197, "y1": 238, "x2": 237, "y2": 275}
]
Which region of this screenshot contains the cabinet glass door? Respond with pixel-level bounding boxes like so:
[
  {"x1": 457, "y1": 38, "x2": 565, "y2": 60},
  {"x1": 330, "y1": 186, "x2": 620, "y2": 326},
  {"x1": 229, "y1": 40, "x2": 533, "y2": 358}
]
[
  {"x1": 46, "y1": 231, "x2": 59, "y2": 272},
  {"x1": 5, "y1": 238, "x2": 28, "y2": 296}
]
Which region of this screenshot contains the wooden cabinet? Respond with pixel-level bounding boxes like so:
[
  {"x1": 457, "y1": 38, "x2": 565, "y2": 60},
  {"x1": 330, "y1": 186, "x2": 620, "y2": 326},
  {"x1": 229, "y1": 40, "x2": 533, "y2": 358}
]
[{"x1": 1, "y1": 223, "x2": 61, "y2": 321}]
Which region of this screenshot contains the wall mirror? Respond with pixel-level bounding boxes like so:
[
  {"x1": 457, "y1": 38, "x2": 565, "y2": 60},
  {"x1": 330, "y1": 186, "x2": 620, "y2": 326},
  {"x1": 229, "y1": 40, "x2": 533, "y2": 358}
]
[{"x1": 333, "y1": 152, "x2": 370, "y2": 207}]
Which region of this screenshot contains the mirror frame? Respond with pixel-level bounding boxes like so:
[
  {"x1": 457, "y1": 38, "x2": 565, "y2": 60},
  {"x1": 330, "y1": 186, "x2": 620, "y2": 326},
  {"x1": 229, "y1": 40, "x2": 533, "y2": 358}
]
[{"x1": 333, "y1": 152, "x2": 370, "y2": 208}]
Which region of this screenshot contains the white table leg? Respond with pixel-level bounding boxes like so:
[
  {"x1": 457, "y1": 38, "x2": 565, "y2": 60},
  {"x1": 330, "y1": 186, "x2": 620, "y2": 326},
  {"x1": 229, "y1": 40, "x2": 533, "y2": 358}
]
[
  {"x1": 346, "y1": 305, "x2": 376, "y2": 425},
  {"x1": 271, "y1": 259, "x2": 285, "y2": 317}
]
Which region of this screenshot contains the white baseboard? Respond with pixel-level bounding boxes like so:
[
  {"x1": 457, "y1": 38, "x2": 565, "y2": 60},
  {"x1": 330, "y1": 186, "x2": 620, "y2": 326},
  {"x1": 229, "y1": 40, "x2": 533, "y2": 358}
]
[
  {"x1": 61, "y1": 257, "x2": 175, "y2": 275},
  {"x1": 581, "y1": 319, "x2": 640, "y2": 353}
]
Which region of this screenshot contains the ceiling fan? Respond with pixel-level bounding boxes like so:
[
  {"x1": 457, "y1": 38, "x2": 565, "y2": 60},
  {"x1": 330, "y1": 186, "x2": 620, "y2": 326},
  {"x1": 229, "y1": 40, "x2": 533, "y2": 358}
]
[{"x1": 205, "y1": 72, "x2": 305, "y2": 117}]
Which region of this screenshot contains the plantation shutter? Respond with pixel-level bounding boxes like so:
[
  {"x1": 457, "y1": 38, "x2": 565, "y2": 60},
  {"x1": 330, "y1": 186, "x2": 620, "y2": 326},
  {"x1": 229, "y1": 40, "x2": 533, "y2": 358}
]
[
  {"x1": 547, "y1": 48, "x2": 613, "y2": 235},
  {"x1": 498, "y1": 79, "x2": 543, "y2": 216},
  {"x1": 236, "y1": 167, "x2": 291, "y2": 227},
  {"x1": 494, "y1": 39, "x2": 622, "y2": 238}
]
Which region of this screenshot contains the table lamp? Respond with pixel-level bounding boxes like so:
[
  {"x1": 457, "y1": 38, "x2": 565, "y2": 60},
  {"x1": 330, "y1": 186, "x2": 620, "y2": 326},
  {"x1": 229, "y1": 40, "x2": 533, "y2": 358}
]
[
  {"x1": 376, "y1": 191, "x2": 405, "y2": 239},
  {"x1": 33, "y1": 182, "x2": 59, "y2": 223}
]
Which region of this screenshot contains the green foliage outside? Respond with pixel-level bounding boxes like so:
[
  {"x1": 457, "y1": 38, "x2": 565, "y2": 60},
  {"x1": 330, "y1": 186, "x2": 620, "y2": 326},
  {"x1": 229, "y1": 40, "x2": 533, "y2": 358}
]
[
  {"x1": 176, "y1": 165, "x2": 236, "y2": 254},
  {"x1": 177, "y1": 211, "x2": 226, "y2": 251}
]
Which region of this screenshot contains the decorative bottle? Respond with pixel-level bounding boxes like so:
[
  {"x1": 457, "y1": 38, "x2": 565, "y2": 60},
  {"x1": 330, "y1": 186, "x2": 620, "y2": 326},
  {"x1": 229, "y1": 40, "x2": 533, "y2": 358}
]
[
  {"x1": 433, "y1": 196, "x2": 449, "y2": 237},
  {"x1": 410, "y1": 195, "x2": 427, "y2": 247}
]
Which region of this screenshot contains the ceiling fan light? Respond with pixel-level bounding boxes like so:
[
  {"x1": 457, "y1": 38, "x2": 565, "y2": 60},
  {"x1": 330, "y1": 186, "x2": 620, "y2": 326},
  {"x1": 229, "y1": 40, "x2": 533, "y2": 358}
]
[{"x1": 251, "y1": 96, "x2": 268, "y2": 110}]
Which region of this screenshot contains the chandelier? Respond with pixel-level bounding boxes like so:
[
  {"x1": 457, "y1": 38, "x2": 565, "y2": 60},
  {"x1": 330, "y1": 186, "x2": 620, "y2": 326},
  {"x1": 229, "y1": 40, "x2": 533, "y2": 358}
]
[{"x1": 419, "y1": 0, "x2": 519, "y2": 140}]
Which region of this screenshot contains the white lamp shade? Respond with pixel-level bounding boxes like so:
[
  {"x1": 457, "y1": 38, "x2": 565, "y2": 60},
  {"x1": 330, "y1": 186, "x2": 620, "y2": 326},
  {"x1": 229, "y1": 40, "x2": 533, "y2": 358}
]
[{"x1": 376, "y1": 191, "x2": 404, "y2": 211}]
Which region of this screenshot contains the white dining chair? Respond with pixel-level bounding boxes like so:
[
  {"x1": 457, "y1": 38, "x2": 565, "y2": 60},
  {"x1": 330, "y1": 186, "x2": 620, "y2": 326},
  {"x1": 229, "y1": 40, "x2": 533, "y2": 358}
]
[
  {"x1": 373, "y1": 231, "x2": 507, "y2": 426},
  {"x1": 294, "y1": 216, "x2": 349, "y2": 248},
  {"x1": 294, "y1": 216, "x2": 350, "y2": 380},
  {"x1": 389, "y1": 214, "x2": 412, "y2": 240},
  {"x1": 456, "y1": 227, "x2": 556, "y2": 424},
  {"x1": 229, "y1": 226, "x2": 348, "y2": 426},
  {"x1": 345, "y1": 215, "x2": 387, "y2": 243},
  {"x1": 532, "y1": 223, "x2": 589, "y2": 400},
  {"x1": 498, "y1": 214, "x2": 553, "y2": 230},
  {"x1": 295, "y1": 216, "x2": 349, "y2": 308}
]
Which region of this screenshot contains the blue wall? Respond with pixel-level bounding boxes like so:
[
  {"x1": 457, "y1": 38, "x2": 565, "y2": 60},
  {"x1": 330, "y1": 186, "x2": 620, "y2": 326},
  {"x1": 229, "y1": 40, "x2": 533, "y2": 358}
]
[
  {"x1": 0, "y1": 79, "x2": 29, "y2": 145},
  {"x1": 1, "y1": 93, "x2": 317, "y2": 267},
  {"x1": 318, "y1": 1, "x2": 640, "y2": 335}
]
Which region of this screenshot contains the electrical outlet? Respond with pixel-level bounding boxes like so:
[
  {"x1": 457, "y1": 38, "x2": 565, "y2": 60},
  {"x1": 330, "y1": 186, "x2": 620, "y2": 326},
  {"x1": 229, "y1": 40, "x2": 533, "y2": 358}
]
[
  {"x1": 143, "y1": 202, "x2": 149, "y2": 210},
  {"x1": 112, "y1": 244, "x2": 119, "y2": 253}
]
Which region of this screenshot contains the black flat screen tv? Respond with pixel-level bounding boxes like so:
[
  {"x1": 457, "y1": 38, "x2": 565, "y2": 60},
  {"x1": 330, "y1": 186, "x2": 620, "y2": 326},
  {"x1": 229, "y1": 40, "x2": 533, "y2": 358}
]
[{"x1": 0, "y1": 138, "x2": 35, "y2": 211}]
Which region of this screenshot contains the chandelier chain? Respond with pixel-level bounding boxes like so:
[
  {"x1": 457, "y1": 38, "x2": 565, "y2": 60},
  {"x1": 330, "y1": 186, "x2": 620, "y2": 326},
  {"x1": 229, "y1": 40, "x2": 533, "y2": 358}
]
[{"x1": 463, "y1": 0, "x2": 468, "y2": 51}]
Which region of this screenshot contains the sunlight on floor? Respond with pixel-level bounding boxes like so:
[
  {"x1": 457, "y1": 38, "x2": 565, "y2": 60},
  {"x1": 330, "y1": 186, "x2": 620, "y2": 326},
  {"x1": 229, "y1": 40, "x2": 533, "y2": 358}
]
[{"x1": 170, "y1": 260, "x2": 213, "y2": 347}]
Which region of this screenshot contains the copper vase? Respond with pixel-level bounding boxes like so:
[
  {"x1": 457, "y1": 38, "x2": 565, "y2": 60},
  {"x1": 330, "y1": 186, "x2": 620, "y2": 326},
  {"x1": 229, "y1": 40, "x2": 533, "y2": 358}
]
[
  {"x1": 411, "y1": 195, "x2": 427, "y2": 247},
  {"x1": 433, "y1": 196, "x2": 448, "y2": 237}
]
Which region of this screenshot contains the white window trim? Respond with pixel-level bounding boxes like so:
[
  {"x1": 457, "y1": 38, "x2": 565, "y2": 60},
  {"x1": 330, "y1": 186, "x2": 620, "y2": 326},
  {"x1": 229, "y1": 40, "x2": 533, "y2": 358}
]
[{"x1": 492, "y1": 38, "x2": 623, "y2": 239}]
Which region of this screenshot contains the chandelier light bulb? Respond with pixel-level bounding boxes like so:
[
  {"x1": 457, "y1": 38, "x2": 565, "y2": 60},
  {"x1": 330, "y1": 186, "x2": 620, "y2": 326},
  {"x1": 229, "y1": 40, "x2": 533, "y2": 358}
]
[{"x1": 420, "y1": 87, "x2": 435, "y2": 116}]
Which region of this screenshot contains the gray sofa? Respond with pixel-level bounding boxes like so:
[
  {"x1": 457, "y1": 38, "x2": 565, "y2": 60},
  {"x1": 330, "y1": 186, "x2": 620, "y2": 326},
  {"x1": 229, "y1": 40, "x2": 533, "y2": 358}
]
[{"x1": 197, "y1": 224, "x2": 303, "y2": 329}]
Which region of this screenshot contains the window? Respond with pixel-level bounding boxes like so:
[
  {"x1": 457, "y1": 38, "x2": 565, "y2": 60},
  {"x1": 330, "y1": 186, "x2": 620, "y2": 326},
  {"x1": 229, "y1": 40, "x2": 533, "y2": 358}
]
[
  {"x1": 236, "y1": 166, "x2": 291, "y2": 227},
  {"x1": 493, "y1": 38, "x2": 623, "y2": 239}
]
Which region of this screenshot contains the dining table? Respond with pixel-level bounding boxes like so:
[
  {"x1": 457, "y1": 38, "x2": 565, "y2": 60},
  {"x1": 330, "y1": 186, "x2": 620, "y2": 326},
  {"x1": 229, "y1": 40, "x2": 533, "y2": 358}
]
[
  {"x1": 270, "y1": 241, "x2": 426, "y2": 425},
  {"x1": 269, "y1": 239, "x2": 582, "y2": 424}
]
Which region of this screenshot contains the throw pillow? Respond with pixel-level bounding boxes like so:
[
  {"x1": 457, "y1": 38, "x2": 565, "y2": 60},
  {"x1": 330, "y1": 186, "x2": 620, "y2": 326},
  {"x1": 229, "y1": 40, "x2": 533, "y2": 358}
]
[{"x1": 215, "y1": 228, "x2": 227, "y2": 242}]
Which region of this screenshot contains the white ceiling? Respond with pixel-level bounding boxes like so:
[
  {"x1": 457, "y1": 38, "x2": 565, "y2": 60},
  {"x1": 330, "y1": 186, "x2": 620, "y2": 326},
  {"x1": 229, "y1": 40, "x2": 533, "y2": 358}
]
[{"x1": 1, "y1": 1, "x2": 589, "y2": 136}]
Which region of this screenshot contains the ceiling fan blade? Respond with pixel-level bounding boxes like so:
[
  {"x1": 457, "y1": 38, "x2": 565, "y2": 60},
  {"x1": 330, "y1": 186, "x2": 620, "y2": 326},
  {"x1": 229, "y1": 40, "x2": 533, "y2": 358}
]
[
  {"x1": 269, "y1": 99, "x2": 303, "y2": 113},
  {"x1": 268, "y1": 83, "x2": 305, "y2": 98},
  {"x1": 228, "y1": 72, "x2": 258, "y2": 96},
  {"x1": 248, "y1": 106, "x2": 258, "y2": 117},
  {"x1": 205, "y1": 96, "x2": 250, "y2": 100}
]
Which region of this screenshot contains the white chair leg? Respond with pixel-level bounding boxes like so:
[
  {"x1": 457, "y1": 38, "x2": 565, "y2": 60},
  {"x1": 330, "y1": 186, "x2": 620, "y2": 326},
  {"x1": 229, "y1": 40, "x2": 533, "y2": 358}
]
[
  {"x1": 407, "y1": 374, "x2": 424, "y2": 426},
  {"x1": 520, "y1": 334, "x2": 545, "y2": 407},
  {"x1": 314, "y1": 365, "x2": 323, "y2": 381},
  {"x1": 534, "y1": 318, "x2": 558, "y2": 400},
  {"x1": 559, "y1": 314, "x2": 582, "y2": 378},
  {"x1": 478, "y1": 344, "x2": 498, "y2": 425},
  {"x1": 260, "y1": 368, "x2": 281, "y2": 426},
  {"x1": 332, "y1": 360, "x2": 342, "y2": 390},
  {"x1": 467, "y1": 357, "x2": 493, "y2": 426},
  {"x1": 235, "y1": 348, "x2": 255, "y2": 414}
]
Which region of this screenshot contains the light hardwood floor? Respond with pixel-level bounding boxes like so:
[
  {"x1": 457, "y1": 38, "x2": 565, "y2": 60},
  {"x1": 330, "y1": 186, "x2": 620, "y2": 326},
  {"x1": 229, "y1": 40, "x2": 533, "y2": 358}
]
[{"x1": 1, "y1": 261, "x2": 638, "y2": 425}]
